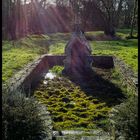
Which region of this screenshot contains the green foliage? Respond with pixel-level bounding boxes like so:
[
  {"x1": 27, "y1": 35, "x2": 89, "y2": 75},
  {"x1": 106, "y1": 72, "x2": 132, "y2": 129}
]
[
  {"x1": 85, "y1": 31, "x2": 104, "y2": 36},
  {"x1": 2, "y1": 90, "x2": 48, "y2": 140},
  {"x1": 49, "y1": 66, "x2": 64, "y2": 76},
  {"x1": 116, "y1": 28, "x2": 138, "y2": 38},
  {"x1": 48, "y1": 32, "x2": 70, "y2": 42},
  {"x1": 49, "y1": 43, "x2": 65, "y2": 54},
  {"x1": 109, "y1": 95, "x2": 138, "y2": 140}
]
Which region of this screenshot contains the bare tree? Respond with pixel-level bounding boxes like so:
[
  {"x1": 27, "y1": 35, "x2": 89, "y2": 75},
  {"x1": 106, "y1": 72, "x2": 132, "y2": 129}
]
[
  {"x1": 129, "y1": 0, "x2": 138, "y2": 38},
  {"x1": 2, "y1": 0, "x2": 137, "y2": 40},
  {"x1": 68, "y1": 0, "x2": 125, "y2": 36}
]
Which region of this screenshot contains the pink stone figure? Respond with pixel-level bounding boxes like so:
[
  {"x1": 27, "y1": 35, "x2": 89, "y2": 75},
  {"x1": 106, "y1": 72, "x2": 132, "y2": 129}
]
[{"x1": 63, "y1": 31, "x2": 93, "y2": 78}]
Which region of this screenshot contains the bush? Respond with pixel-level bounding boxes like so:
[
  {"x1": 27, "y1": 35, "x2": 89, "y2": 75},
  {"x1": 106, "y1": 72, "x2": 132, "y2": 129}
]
[
  {"x1": 49, "y1": 66, "x2": 64, "y2": 76},
  {"x1": 109, "y1": 95, "x2": 138, "y2": 140},
  {"x1": 2, "y1": 90, "x2": 51, "y2": 140}
]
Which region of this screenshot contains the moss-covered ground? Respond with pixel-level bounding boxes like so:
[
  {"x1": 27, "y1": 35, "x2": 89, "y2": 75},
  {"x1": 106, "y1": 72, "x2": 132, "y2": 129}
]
[{"x1": 34, "y1": 66, "x2": 126, "y2": 131}]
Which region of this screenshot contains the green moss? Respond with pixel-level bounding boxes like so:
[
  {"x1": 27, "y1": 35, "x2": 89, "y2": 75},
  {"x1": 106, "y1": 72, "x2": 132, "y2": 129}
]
[
  {"x1": 34, "y1": 76, "x2": 113, "y2": 130},
  {"x1": 49, "y1": 66, "x2": 64, "y2": 76},
  {"x1": 49, "y1": 43, "x2": 65, "y2": 54}
]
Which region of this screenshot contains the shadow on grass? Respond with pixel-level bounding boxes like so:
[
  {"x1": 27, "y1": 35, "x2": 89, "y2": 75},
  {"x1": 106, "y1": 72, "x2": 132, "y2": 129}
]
[
  {"x1": 68, "y1": 68, "x2": 125, "y2": 107},
  {"x1": 107, "y1": 40, "x2": 138, "y2": 48},
  {"x1": 91, "y1": 39, "x2": 137, "y2": 48}
]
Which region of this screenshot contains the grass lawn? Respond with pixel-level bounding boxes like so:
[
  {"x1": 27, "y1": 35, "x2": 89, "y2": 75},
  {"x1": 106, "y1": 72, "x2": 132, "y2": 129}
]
[
  {"x1": 2, "y1": 29, "x2": 138, "y2": 83},
  {"x1": 2, "y1": 35, "x2": 49, "y2": 83},
  {"x1": 90, "y1": 39, "x2": 138, "y2": 73}
]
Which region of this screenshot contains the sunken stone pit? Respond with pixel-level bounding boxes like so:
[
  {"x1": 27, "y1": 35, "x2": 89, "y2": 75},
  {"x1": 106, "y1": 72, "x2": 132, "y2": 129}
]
[{"x1": 5, "y1": 34, "x2": 138, "y2": 139}]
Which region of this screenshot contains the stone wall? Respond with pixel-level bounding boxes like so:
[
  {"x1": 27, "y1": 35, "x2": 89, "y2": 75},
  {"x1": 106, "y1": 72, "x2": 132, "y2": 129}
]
[
  {"x1": 113, "y1": 56, "x2": 138, "y2": 94},
  {"x1": 90, "y1": 55, "x2": 114, "y2": 68},
  {"x1": 44, "y1": 55, "x2": 114, "y2": 69},
  {"x1": 53, "y1": 130, "x2": 110, "y2": 140},
  {"x1": 6, "y1": 55, "x2": 49, "y2": 95}
]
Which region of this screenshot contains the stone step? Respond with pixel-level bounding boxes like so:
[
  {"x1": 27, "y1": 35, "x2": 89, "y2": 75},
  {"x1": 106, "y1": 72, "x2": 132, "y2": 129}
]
[
  {"x1": 54, "y1": 135, "x2": 110, "y2": 140},
  {"x1": 53, "y1": 130, "x2": 108, "y2": 136},
  {"x1": 53, "y1": 130, "x2": 111, "y2": 140}
]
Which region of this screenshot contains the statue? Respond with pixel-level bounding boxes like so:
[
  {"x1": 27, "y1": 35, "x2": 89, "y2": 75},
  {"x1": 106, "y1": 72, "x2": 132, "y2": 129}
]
[{"x1": 62, "y1": 6, "x2": 93, "y2": 78}]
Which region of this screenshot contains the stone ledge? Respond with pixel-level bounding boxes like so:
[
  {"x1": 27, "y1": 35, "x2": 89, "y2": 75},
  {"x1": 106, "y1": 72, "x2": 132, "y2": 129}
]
[
  {"x1": 54, "y1": 135, "x2": 110, "y2": 140},
  {"x1": 44, "y1": 55, "x2": 114, "y2": 69},
  {"x1": 113, "y1": 56, "x2": 138, "y2": 94},
  {"x1": 53, "y1": 129, "x2": 109, "y2": 137}
]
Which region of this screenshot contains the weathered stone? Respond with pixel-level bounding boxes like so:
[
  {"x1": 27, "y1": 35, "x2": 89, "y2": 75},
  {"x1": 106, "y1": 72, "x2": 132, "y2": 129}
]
[
  {"x1": 63, "y1": 32, "x2": 93, "y2": 78},
  {"x1": 81, "y1": 136, "x2": 110, "y2": 140},
  {"x1": 113, "y1": 56, "x2": 138, "y2": 95},
  {"x1": 55, "y1": 135, "x2": 111, "y2": 140},
  {"x1": 53, "y1": 131, "x2": 60, "y2": 137},
  {"x1": 61, "y1": 130, "x2": 84, "y2": 135},
  {"x1": 58, "y1": 136, "x2": 84, "y2": 140}
]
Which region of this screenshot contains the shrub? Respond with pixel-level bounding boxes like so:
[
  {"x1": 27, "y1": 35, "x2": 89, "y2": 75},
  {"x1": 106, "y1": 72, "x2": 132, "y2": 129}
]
[
  {"x1": 109, "y1": 95, "x2": 138, "y2": 140},
  {"x1": 49, "y1": 66, "x2": 64, "y2": 76},
  {"x1": 2, "y1": 90, "x2": 51, "y2": 140}
]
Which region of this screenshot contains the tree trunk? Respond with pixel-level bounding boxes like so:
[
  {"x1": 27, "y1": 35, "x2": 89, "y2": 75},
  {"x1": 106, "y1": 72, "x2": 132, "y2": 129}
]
[
  {"x1": 130, "y1": 0, "x2": 137, "y2": 38},
  {"x1": 115, "y1": 0, "x2": 123, "y2": 27},
  {"x1": 104, "y1": 16, "x2": 115, "y2": 37},
  {"x1": 104, "y1": 24, "x2": 115, "y2": 36}
]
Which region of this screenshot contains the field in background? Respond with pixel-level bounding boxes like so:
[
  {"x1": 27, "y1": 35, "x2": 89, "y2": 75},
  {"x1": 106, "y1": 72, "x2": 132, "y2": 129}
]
[{"x1": 2, "y1": 29, "x2": 138, "y2": 83}]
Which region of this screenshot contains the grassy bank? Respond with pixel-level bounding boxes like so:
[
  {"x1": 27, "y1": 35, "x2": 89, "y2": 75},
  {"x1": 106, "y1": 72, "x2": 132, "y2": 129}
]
[{"x1": 90, "y1": 39, "x2": 138, "y2": 73}]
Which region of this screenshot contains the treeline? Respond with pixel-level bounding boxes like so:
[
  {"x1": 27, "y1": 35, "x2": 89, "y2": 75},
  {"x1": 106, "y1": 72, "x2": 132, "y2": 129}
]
[
  {"x1": 2, "y1": 0, "x2": 73, "y2": 40},
  {"x1": 2, "y1": 0, "x2": 138, "y2": 40}
]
